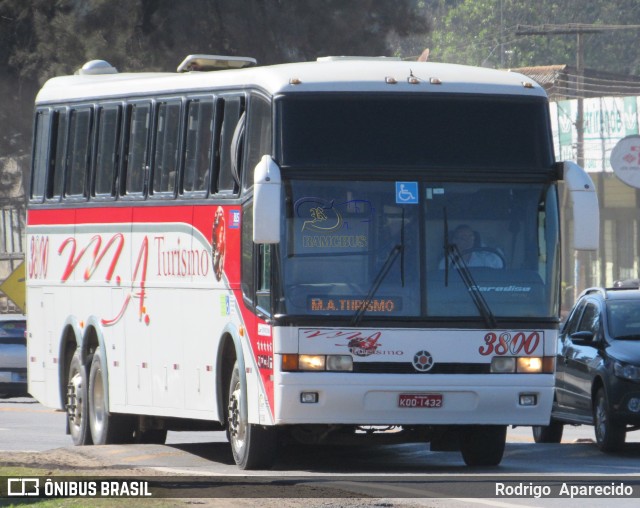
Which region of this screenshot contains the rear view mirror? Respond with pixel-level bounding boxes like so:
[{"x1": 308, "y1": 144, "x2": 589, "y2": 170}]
[
  {"x1": 253, "y1": 155, "x2": 282, "y2": 244},
  {"x1": 563, "y1": 161, "x2": 599, "y2": 251}
]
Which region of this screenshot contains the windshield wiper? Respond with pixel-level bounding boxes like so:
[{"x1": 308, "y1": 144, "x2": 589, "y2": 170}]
[
  {"x1": 351, "y1": 210, "x2": 406, "y2": 326},
  {"x1": 351, "y1": 243, "x2": 402, "y2": 327},
  {"x1": 399, "y1": 208, "x2": 405, "y2": 286},
  {"x1": 446, "y1": 241, "x2": 498, "y2": 330},
  {"x1": 444, "y1": 208, "x2": 450, "y2": 286}
]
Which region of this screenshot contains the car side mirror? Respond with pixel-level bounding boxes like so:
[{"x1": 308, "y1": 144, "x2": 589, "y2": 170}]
[{"x1": 569, "y1": 330, "x2": 594, "y2": 345}]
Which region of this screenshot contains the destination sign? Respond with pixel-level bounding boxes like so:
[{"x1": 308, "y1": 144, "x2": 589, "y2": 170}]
[{"x1": 309, "y1": 297, "x2": 401, "y2": 313}]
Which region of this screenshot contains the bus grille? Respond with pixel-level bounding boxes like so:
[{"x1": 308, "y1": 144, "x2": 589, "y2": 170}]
[{"x1": 352, "y1": 362, "x2": 491, "y2": 374}]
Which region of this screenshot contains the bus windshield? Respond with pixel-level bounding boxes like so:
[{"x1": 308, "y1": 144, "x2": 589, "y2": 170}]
[{"x1": 280, "y1": 180, "x2": 560, "y2": 320}]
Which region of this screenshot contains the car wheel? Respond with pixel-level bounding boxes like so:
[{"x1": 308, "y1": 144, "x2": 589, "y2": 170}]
[
  {"x1": 593, "y1": 388, "x2": 625, "y2": 452},
  {"x1": 66, "y1": 354, "x2": 92, "y2": 446},
  {"x1": 532, "y1": 419, "x2": 564, "y2": 443},
  {"x1": 227, "y1": 361, "x2": 277, "y2": 469},
  {"x1": 460, "y1": 425, "x2": 506, "y2": 466}
]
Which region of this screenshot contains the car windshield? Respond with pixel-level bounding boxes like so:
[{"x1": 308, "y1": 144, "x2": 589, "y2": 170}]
[
  {"x1": 278, "y1": 180, "x2": 560, "y2": 320},
  {"x1": 607, "y1": 300, "x2": 640, "y2": 339}
]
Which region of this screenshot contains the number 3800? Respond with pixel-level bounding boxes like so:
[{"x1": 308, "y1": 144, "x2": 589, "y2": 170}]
[{"x1": 479, "y1": 331, "x2": 540, "y2": 356}]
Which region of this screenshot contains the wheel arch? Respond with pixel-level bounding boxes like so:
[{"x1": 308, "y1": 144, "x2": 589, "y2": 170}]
[
  {"x1": 82, "y1": 316, "x2": 109, "y2": 411},
  {"x1": 57, "y1": 317, "x2": 83, "y2": 410},
  {"x1": 216, "y1": 324, "x2": 246, "y2": 426},
  {"x1": 591, "y1": 375, "x2": 606, "y2": 408},
  {"x1": 58, "y1": 316, "x2": 108, "y2": 415}
]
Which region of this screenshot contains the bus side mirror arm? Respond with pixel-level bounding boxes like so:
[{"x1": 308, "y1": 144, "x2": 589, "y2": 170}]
[
  {"x1": 253, "y1": 155, "x2": 282, "y2": 244},
  {"x1": 563, "y1": 160, "x2": 599, "y2": 251}
]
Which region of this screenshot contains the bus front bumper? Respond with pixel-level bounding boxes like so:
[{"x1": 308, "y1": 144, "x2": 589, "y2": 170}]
[{"x1": 273, "y1": 373, "x2": 553, "y2": 426}]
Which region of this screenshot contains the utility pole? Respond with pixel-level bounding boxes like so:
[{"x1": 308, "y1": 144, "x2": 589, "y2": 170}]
[
  {"x1": 515, "y1": 24, "x2": 612, "y2": 167},
  {"x1": 514, "y1": 24, "x2": 639, "y2": 298},
  {"x1": 576, "y1": 31, "x2": 584, "y2": 167},
  {"x1": 500, "y1": 0, "x2": 504, "y2": 68},
  {"x1": 516, "y1": 24, "x2": 640, "y2": 164}
]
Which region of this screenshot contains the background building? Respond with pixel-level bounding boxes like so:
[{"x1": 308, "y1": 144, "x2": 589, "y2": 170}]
[{"x1": 518, "y1": 65, "x2": 640, "y2": 309}]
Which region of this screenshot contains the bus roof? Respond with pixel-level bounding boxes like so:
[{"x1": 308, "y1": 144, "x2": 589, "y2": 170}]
[{"x1": 35, "y1": 57, "x2": 547, "y2": 104}]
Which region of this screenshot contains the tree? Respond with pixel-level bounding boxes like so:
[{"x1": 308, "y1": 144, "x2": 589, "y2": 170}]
[
  {"x1": 133, "y1": 0, "x2": 429, "y2": 69},
  {"x1": 0, "y1": 0, "x2": 430, "y2": 158},
  {"x1": 405, "y1": 0, "x2": 640, "y2": 75}
]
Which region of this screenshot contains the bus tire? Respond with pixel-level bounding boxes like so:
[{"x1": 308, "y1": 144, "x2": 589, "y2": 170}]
[
  {"x1": 227, "y1": 361, "x2": 277, "y2": 469},
  {"x1": 532, "y1": 419, "x2": 563, "y2": 443},
  {"x1": 88, "y1": 349, "x2": 134, "y2": 445},
  {"x1": 460, "y1": 425, "x2": 506, "y2": 467},
  {"x1": 66, "y1": 353, "x2": 92, "y2": 446}
]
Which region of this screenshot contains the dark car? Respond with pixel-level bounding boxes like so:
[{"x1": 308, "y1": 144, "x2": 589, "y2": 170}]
[
  {"x1": 533, "y1": 284, "x2": 640, "y2": 451},
  {"x1": 0, "y1": 314, "x2": 28, "y2": 398}
]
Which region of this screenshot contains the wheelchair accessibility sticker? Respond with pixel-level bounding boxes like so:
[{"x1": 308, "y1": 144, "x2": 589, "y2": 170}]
[{"x1": 396, "y1": 182, "x2": 418, "y2": 204}]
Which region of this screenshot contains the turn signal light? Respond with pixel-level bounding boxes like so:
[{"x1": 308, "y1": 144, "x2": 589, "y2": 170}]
[{"x1": 281, "y1": 354, "x2": 353, "y2": 372}]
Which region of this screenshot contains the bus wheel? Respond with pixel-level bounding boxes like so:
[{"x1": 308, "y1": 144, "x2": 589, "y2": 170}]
[
  {"x1": 66, "y1": 354, "x2": 92, "y2": 446},
  {"x1": 460, "y1": 425, "x2": 506, "y2": 467},
  {"x1": 532, "y1": 419, "x2": 563, "y2": 443},
  {"x1": 227, "y1": 361, "x2": 277, "y2": 469},
  {"x1": 88, "y1": 350, "x2": 134, "y2": 444}
]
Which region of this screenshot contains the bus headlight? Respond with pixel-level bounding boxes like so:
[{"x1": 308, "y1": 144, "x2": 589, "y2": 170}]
[
  {"x1": 281, "y1": 354, "x2": 353, "y2": 372},
  {"x1": 517, "y1": 357, "x2": 543, "y2": 373},
  {"x1": 490, "y1": 356, "x2": 554, "y2": 373},
  {"x1": 326, "y1": 355, "x2": 353, "y2": 371},
  {"x1": 491, "y1": 357, "x2": 516, "y2": 373},
  {"x1": 298, "y1": 355, "x2": 325, "y2": 371}
]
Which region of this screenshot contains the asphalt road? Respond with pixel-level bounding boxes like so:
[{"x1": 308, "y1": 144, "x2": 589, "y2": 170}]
[
  {"x1": 2, "y1": 396, "x2": 640, "y2": 507},
  {"x1": 0, "y1": 396, "x2": 222, "y2": 452}
]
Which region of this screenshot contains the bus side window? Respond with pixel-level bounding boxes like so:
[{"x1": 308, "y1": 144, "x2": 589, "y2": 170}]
[
  {"x1": 94, "y1": 105, "x2": 121, "y2": 198},
  {"x1": 218, "y1": 96, "x2": 245, "y2": 195},
  {"x1": 256, "y1": 244, "x2": 272, "y2": 314},
  {"x1": 48, "y1": 108, "x2": 69, "y2": 200},
  {"x1": 241, "y1": 200, "x2": 256, "y2": 303},
  {"x1": 31, "y1": 109, "x2": 51, "y2": 202},
  {"x1": 210, "y1": 98, "x2": 224, "y2": 194},
  {"x1": 65, "y1": 107, "x2": 92, "y2": 198},
  {"x1": 243, "y1": 94, "x2": 271, "y2": 191},
  {"x1": 183, "y1": 98, "x2": 215, "y2": 195},
  {"x1": 124, "y1": 102, "x2": 151, "y2": 196},
  {"x1": 152, "y1": 100, "x2": 181, "y2": 196},
  {"x1": 241, "y1": 198, "x2": 272, "y2": 315}
]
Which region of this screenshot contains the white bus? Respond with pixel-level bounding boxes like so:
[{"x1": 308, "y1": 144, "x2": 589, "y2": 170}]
[{"x1": 26, "y1": 55, "x2": 599, "y2": 469}]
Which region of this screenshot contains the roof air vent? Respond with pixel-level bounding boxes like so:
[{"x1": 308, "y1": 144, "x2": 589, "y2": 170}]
[
  {"x1": 317, "y1": 56, "x2": 401, "y2": 62},
  {"x1": 177, "y1": 54, "x2": 257, "y2": 72},
  {"x1": 76, "y1": 60, "x2": 118, "y2": 75}
]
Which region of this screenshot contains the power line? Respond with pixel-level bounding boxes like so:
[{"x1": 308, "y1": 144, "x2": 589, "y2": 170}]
[
  {"x1": 516, "y1": 23, "x2": 640, "y2": 35},
  {"x1": 515, "y1": 23, "x2": 640, "y2": 166}
]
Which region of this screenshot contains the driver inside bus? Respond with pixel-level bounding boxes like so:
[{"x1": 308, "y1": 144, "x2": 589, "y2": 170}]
[{"x1": 439, "y1": 224, "x2": 505, "y2": 269}]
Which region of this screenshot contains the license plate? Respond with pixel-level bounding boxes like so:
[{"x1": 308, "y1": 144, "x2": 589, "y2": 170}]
[{"x1": 398, "y1": 393, "x2": 443, "y2": 408}]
